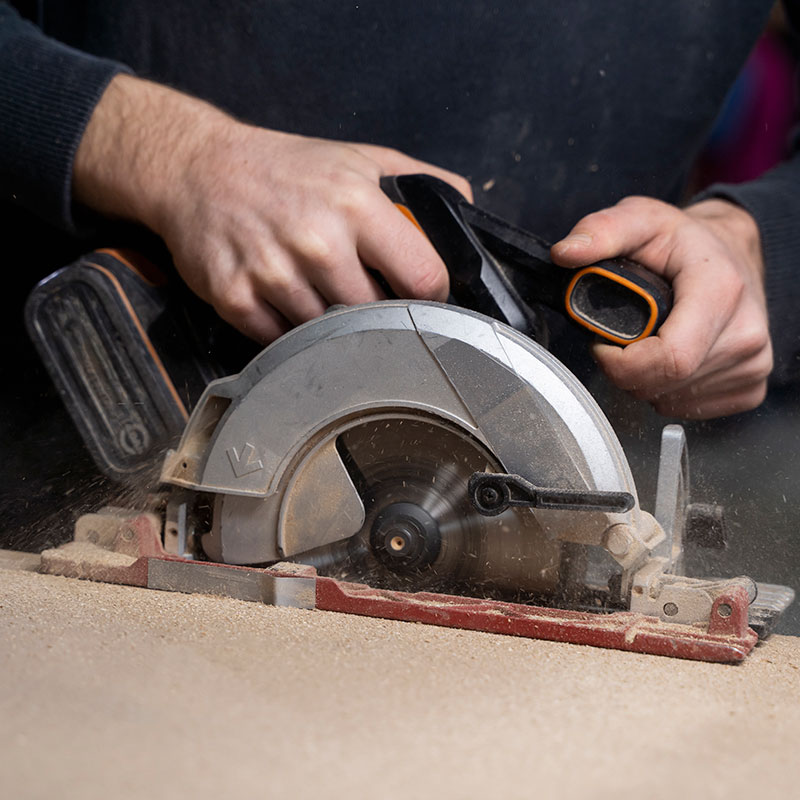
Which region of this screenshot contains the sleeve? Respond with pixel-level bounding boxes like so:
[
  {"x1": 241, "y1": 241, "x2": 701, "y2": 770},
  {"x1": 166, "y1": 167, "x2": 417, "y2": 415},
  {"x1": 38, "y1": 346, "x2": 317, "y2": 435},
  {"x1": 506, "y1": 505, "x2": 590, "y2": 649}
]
[
  {"x1": 692, "y1": 2, "x2": 800, "y2": 386},
  {"x1": 0, "y1": 3, "x2": 132, "y2": 233},
  {"x1": 695, "y1": 157, "x2": 800, "y2": 386}
]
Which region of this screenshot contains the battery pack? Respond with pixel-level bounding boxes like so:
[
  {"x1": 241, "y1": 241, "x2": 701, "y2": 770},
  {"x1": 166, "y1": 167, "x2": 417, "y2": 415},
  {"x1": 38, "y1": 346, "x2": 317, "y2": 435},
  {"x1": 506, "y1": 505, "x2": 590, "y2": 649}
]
[{"x1": 25, "y1": 250, "x2": 223, "y2": 482}]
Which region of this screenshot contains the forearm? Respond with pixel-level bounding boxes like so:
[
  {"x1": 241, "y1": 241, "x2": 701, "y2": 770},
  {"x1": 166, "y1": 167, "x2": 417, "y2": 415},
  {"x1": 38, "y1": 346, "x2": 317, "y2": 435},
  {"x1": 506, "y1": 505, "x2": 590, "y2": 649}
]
[
  {"x1": 71, "y1": 72, "x2": 468, "y2": 344},
  {"x1": 73, "y1": 74, "x2": 232, "y2": 234}
]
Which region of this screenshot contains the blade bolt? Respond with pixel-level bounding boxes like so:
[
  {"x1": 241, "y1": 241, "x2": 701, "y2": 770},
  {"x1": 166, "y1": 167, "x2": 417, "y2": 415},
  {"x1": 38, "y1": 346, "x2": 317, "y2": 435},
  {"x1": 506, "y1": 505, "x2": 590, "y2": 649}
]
[
  {"x1": 479, "y1": 486, "x2": 501, "y2": 508},
  {"x1": 385, "y1": 529, "x2": 412, "y2": 555}
]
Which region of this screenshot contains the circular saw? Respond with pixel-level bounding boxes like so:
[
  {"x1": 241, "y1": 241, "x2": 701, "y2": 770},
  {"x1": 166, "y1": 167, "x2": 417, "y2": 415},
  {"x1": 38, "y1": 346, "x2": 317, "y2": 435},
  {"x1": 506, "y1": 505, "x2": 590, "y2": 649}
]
[
  {"x1": 28, "y1": 177, "x2": 793, "y2": 662},
  {"x1": 161, "y1": 301, "x2": 655, "y2": 605},
  {"x1": 117, "y1": 298, "x2": 780, "y2": 662}
]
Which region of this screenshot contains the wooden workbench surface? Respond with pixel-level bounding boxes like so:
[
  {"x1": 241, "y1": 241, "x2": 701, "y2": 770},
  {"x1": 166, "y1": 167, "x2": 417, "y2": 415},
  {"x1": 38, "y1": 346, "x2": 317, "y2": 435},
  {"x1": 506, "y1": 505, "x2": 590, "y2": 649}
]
[{"x1": 1, "y1": 565, "x2": 798, "y2": 799}]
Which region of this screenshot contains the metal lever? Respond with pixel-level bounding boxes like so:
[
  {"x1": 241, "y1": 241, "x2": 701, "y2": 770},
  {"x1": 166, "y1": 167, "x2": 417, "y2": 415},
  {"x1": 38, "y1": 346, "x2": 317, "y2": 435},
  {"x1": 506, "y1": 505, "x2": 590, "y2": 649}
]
[{"x1": 468, "y1": 472, "x2": 635, "y2": 516}]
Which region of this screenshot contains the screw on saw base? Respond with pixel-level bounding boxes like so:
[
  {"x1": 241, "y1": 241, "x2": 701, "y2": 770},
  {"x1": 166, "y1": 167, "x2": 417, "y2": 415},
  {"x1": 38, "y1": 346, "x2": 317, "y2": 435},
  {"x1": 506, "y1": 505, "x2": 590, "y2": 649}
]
[
  {"x1": 717, "y1": 603, "x2": 732, "y2": 618},
  {"x1": 663, "y1": 602, "x2": 679, "y2": 617}
]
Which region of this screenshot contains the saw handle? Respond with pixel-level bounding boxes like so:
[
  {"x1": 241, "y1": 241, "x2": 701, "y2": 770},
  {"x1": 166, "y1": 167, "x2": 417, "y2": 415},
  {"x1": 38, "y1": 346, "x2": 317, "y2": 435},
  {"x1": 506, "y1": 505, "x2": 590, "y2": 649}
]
[
  {"x1": 564, "y1": 259, "x2": 672, "y2": 345},
  {"x1": 381, "y1": 174, "x2": 672, "y2": 345},
  {"x1": 380, "y1": 173, "x2": 545, "y2": 339}
]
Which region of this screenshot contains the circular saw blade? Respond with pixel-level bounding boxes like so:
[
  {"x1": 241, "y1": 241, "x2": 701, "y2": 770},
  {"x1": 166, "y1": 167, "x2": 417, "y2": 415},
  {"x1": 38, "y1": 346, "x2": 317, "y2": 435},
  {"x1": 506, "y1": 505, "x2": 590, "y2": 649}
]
[{"x1": 293, "y1": 413, "x2": 560, "y2": 597}]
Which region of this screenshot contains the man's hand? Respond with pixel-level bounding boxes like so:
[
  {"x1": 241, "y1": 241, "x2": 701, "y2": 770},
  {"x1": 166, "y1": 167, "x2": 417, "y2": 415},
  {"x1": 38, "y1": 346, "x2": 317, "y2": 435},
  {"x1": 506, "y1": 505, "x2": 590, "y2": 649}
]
[
  {"x1": 551, "y1": 196, "x2": 772, "y2": 419},
  {"x1": 73, "y1": 75, "x2": 472, "y2": 342}
]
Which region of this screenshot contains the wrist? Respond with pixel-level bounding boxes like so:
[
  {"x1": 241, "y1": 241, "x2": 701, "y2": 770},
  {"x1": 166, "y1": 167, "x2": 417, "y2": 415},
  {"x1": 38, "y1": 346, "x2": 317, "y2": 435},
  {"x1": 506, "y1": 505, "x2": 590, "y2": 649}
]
[{"x1": 686, "y1": 198, "x2": 764, "y2": 281}]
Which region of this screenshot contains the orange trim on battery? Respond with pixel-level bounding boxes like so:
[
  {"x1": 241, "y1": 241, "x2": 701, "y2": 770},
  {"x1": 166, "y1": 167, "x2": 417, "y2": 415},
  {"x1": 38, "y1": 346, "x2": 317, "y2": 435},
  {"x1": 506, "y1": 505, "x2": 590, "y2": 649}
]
[
  {"x1": 96, "y1": 248, "x2": 167, "y2": 287},
  {"x1": 86, "y1": 261, "x2": 189, "y2": 421},
  {"x1": 565, "y1": 266, "x2": 659, "y2": 345}
]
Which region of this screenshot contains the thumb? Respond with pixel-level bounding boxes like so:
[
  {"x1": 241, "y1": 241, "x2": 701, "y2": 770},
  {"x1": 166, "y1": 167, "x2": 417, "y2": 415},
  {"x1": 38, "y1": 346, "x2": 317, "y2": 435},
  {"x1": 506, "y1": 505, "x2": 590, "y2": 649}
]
[{"x1": 550, "y1": 196, "x2": 683, "y2": 269}]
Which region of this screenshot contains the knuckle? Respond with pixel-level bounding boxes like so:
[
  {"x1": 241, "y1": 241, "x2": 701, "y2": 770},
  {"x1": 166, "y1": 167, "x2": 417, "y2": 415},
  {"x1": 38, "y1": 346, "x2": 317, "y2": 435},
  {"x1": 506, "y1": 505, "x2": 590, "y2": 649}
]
[
  {"x1": 662, "y1": 345, "x2": 699, "y2": 384},
  {"x1": 736, "y1": 323, "x2": 769, "y2": 360},
  {"x1": 728, "y1": 382, "x2": 769, "y2": 416},
  {"x1": 617, "y1": 195, "x2": 653, "y2": 211},
  {"x1": 292, "y1": 226, "x2": 335, "y2": 265},
  {"x1": 216, "y1": 290, "x2": 252, "y2": 323},
  {"x1": 336, "y1": 172, "x2": 375, "y2": 215},
  {"x1": 755, "y1": 345, "x2": 774, "y2": 380},
  {"x1": 261, "y1": 269, "x2": 301, "y2": 302},
  {"x1": 722, "y1": 270, "x2": 746, "y2": 301},
  {"x1": 749, "y1": 381, "x2": 769, "y2": 409},
  {"x1": 739, "y1": 348, "x2": 773, "y2": 384},
  {"x1": 579, "y1": 207, "x2": 617, "y2": 229}
]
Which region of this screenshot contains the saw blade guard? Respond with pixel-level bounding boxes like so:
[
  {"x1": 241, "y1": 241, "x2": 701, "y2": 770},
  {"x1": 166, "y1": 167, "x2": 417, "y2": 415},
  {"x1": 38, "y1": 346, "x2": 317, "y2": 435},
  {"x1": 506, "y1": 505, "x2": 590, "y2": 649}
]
[{"x1": 160, "y1": 301, "x2": 663, "y2": 600}]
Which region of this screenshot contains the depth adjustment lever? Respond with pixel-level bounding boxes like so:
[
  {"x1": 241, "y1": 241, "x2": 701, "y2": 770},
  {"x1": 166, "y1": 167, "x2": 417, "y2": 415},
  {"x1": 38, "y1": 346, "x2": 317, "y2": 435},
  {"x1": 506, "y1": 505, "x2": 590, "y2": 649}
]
[{"x1": 468, "y1": 472, "x2": 635, "y2": 516}]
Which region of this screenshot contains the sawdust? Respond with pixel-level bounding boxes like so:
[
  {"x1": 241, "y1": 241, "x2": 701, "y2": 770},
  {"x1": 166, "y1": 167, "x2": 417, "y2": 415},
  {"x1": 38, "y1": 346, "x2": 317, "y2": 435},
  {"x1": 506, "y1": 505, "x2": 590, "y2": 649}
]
[
  {"x1": 41, "y1": 540, "x2": 138, "y2": 569},
  {"x1": 9, "y1": 452, "x2": 165, "y2": 554},
  {"x1": 1, "y1": 568, "x2": 799, "y2": 799}
]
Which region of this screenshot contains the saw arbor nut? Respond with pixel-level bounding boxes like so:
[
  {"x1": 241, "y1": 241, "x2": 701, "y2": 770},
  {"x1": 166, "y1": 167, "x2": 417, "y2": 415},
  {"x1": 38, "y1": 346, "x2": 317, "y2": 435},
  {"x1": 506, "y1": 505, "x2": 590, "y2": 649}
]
[{"x1": 369, "y1": 502, "x2": 442, "y2": 572}]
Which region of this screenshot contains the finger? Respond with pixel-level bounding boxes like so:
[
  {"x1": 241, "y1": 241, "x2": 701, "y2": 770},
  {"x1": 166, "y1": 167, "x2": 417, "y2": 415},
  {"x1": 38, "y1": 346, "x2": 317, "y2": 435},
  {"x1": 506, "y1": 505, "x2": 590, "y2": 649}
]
[
  {"x1": 258, "y1": 230, "x2": 386, "y2": 319},
  {"x1": 299, "y1": 239, "x2": 387, "y2": 308},
  {"x1": 651, "y1": 380, "x2": 768, "y2": 420},
  {"x1": 279, "y1": 211, "x2": 387, "y2": 307},
  {"x1": 639, "y1": 342, "x2": 771, "y2": 404},
  {"x1": 590, "y1": 252, "x2": 744, "y2": 394},
  {"x1": 350, "y1": 143, "x2": 474, "y2": 202},
  {"x1": 592, "y1": 316, "x2": 717, "y2": 395},
  {"x1": 550, "y1": 197, "x2": 682, "y2": 269},
  {"x1": 652, "y1": 330, "x2": 771, "y2": 400},
  {"x1": 236, "y1": 240, "x2": 330, "y2": 326},
  {"x1": 356, "y1": 193, "x2": 450, "y2": 301},
  {"x1": 215, "y1": 292, "x2": 290, "y2": 344}
]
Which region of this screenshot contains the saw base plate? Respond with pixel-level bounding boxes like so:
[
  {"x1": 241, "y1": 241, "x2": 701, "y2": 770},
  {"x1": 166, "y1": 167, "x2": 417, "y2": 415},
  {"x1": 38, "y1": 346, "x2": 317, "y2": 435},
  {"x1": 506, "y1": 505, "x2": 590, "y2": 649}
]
[{"x1": 37, "y1": 510, "x2": 759, "y2": 663}]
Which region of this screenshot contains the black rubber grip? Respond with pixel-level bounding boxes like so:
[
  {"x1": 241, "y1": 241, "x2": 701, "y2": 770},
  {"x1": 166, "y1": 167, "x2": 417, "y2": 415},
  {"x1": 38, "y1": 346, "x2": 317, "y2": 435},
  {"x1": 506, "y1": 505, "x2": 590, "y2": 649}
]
[{"x1": 565, "y1": 259, "x2": 672, "y2": 343}]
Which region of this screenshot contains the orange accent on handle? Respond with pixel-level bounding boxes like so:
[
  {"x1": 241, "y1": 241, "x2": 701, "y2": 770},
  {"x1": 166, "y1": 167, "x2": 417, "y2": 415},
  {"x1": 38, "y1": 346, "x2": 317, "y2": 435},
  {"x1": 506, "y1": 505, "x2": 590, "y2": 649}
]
[
  {"x1": 394, "y1": 203, "x2": 427, "y2": 236},
  {"x1": 565, "y1": 266, "x2": 659, "y2": 345}
]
